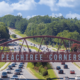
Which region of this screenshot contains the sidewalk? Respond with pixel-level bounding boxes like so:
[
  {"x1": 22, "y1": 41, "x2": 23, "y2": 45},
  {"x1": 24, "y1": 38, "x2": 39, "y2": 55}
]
[{"x1": 0, "y1": 62, "x2": 9, "y2": 70}]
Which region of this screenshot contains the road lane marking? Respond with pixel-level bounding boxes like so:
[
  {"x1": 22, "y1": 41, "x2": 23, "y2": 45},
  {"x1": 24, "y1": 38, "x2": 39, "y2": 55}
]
[
  {"x1": 72, "y1": 62, "x2": 80, "y2": 70},
  {"x1": 24, "y1": 66, "x2": 37, "y2": 79},
  {"x1": 21, "y1": 75, "x2": 26, "y2": 79}
]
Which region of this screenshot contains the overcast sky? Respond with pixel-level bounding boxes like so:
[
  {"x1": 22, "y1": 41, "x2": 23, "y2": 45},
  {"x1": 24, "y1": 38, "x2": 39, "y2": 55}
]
[{"x1": 0, "y1": 0, "x2": 80, "y2": 19}]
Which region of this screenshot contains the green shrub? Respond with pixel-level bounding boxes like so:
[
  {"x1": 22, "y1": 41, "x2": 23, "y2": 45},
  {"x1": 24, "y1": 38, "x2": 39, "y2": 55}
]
[
  {"x1": 46, "y1": 63, "x2": 51, "y2": 69},
  {"x1": 11, "y1": 34, "x2": 16, "y2": 38},
  {"x1": 39, "y1": 65, "x2": 43, "y2": 72},
  {"x1": 34, "y1": 66, "x2": 39, "y2": 70},
  {"x1": 36, "y1": 62, "x2": 42, "y2": 67},
  {"x1": 32, "y1": 62, "x2": 37, "y2": 66},
  {"x1": 46, "y1": 78, "x2": 52, "y2": 80},
  {"x1": 40, "y1": 68, "x2": 48, "y2": 76}
]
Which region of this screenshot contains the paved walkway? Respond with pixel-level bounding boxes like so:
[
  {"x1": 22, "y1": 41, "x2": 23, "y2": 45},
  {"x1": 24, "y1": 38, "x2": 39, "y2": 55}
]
[{"x1": 0, "y1": 62, "x2": 9, "y2": 71}]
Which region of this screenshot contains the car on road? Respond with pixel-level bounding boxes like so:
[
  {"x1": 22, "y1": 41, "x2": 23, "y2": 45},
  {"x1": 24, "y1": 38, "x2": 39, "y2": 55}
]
[
  {"x1": 1, "y1": 72, "x2": 8, "y2": 78},
  {"x1": 14, "y1": 69, "x2": 20, "y2": 75},
  {"x1": 75, "y1": 75, "x2": 80, "y2": 80},
  {"x1": 61, "y1": 62, "x2": 65, "y2": 65},
  {"x1": 70, "y1": 70, "x2": 75, "y2": 74},
  {"x1": 6, "y1": 69, "x2": 11, "y2": 73},
  {"x1": 11, "y1": 75, "x2": 19, "y2": 80},
  {"x1": 56, "y1": 66, "x2": 61, "y2": 70},
  {"x1": 58, "y1": 69, "x2": 64, "y2": 74},
  {"x1": 18, "y1": 64, "x2": 23, "y2": 68},
  {"x1": 8, "y1": 65, "x2": 12, "y2": 69},
  {"x1": 13, "y1": 62, "x2": 16, "y2": 65},
  {"x1": 29, "y1": 49, "x2": 31, "y2": 52},
  {"x1": 64, "y1": 64, "x2": 68, "y2": 69},
  {"x1": 63, "y1": 76, "x2": 69, "y2": 80},
  {"x1": 11, "y1": 63, "x2": 15, "y2": 67},
  {"x1": 18, "y1": 68, "x2": 22, "y2": 72}
]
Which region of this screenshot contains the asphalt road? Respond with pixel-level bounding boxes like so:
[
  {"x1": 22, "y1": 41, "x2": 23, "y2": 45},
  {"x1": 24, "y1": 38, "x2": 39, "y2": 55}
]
[
  {"x1": 9, "y1": 28, "x2": 80, "y2": 80},
  {"x1": 0, "y1": 62, "x2": 36, "y2": 80},
  {"x1": 51, "y1": 62, "x2": 80, "y2": 80}
]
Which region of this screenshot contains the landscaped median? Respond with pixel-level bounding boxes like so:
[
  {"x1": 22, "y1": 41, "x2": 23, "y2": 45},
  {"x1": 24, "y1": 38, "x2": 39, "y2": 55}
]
[
  {"x1": 27, "y1": 62, "x2": 58, "y2": 80},
  {"x1": 73, "y1": 62, "x2": 80, "y2": 69},
  {"x1": 1, "y1": 62, "x2": 11, "y2": 71}
]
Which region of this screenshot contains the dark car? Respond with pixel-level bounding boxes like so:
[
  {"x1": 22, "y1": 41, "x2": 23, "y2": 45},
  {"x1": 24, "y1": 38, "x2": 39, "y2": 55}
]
[
  {"x1": 14, "y1": 69, "x2": 20, "y2": 75},
  {"x1": 18, "y1": 68, "x2": 22, "y2": 72},
  {"x1": 11, "y1": 63, "x2": 15, "y2": 67},
  {"x1": 70, "y1": 70, "x2": 75, "y2": 74},
  {"x1": 29, "y1": 49, "x2": 31, "y2": 52},
  {"x1": 61, "y1": 62, "x2": 65, "y2": 65},
  {"x1": 56, "y1": 66, "x2": 61, "y2": 70},
  {"x1": 6, "y1": 69, "x2": 11, "y2": 73},
  {"x1": 8, "y1": 65, "x2": 12, "y2": 69},
  {"x1": 19, "y1": 64, "x2": 23, "y2": 68},
  {"x1": 64, "y1": 64, "x2": 68, "y2": 69},
  {"x1": 58, "y1": 69, "x2": 64, "y2": 74},
  {"x1": 11, "y1": 75, "x2": 18, "y2": 80},
  {"x1": 1, "y1": 72, "x2": 8, "y2": 78},
  {"x1": 13, "y1": 62, "x2": 16, "y2": 65}
]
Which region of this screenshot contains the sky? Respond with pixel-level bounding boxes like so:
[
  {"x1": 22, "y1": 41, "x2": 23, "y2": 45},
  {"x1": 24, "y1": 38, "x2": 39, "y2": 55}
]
[{"x1": 0, "y1": 0, "x2": 80, "y2": 19}]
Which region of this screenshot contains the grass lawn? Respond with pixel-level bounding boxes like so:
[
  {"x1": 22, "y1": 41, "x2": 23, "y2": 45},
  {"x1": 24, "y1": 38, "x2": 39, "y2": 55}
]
[
  {"x1": 1, "y1": 62, "x2": 11, "y2": 71},
  {"x1": 73, "y1": 62, "x2": 80, "y2": 68},
  {"x1": 27, "y1": 62, "x2": 58, "y2": 80},
  {"x1": 0, "y1": 62, "x2": 6, "y2": 68},
  {"x1": 27, "y1": 62, "x2": 45, "y2": 79}
]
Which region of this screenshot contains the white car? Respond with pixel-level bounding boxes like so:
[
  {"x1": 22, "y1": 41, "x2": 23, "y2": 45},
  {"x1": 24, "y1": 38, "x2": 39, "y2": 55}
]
[
  {"x1": 75, "y1": 75, "x2": 80, "y2": 80},
  {"x1": 63, "y1": 76, "x2": 69, "y2": 80}
]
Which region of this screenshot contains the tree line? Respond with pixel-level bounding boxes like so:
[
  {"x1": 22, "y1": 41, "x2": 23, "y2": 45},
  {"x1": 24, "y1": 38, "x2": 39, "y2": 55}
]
[
  {"x1": 0, "y1": 22, "x2": 10, "y2": 43},
  {"x1": 0, "y1": 15, "x2": 80, "y2": 45}
]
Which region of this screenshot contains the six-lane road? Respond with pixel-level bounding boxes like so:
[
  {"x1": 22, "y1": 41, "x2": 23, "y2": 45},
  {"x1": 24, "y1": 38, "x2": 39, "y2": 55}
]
[{"x1": 0, "y1": 29, "x2": 79, "y2": 80}]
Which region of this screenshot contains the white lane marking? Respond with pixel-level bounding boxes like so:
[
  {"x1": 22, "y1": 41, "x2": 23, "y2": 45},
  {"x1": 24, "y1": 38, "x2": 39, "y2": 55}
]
[{"x1": 20, "y1": 75, "x2": 26, "y2": 79}]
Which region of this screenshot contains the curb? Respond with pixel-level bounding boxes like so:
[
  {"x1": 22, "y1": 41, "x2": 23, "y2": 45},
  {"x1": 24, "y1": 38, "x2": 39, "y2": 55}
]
[
  {"x1": 49, "y1": 62, "x2": 60, "y2": 80},
  {"x1": 0, "y1": 62, "x2": 9, "y2": 71},
  {"x1": 24, "y1": 63, "x2": 37, "y2": 79},
  {"x1": 72, "y1": 62, "x2": 80, "y2": 70}
]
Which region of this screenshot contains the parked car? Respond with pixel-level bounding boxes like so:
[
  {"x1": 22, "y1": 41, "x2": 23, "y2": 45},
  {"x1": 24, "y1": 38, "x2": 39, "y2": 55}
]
[
  {"x1": 6, "y1": 69, "x2": 11, "y2": 73},
  {"x1": 14, "y1": 69, "x2": 20, "y2": 75},
  {"x1": 61, "y1": 62, "x2": 65, "y2": 65},
  {"x1": 63, "y1": 76, "x2": 69, "y2": 80},
  {"x1": 58, "y1": 69, "x2": 64, "y2": 74},
  {"x1": 11, "y1": 75, "x2": 18, "y2": 80},
  {"x1": 64, "y1": 64, "x2": 68, "y2": 69},
  {"x1": 1, "y1": 72, "x2": 8, "y2": 78},
  {"x1": 70, "y1": 70, "x2": 75, "y2": 74},
  {"x1": 75, "y1": 75, "x2": 80, "y2": 80},
  {"x1": 56, "y1": 66, "x2": 61, "y2": 70}
]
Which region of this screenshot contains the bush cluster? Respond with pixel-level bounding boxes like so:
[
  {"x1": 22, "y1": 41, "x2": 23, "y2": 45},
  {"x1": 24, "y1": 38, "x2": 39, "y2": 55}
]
[
  {"x1": 11, "y1": 34, "x2": 16, "y2": 38},
  {"x1": 33, "y1": 62, "x2": 49, "y2": 76}
]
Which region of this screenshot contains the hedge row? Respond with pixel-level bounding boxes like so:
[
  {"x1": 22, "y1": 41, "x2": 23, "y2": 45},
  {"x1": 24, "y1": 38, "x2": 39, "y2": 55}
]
[{"x1": 33, "y1": 62, "x2": 50, "y2": 76}]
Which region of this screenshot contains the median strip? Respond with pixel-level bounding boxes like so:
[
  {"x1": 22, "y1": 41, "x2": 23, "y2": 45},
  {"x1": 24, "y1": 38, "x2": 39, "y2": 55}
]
[{"x1": 1, "y1": 62, "x2": 11, "y2": 71}]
